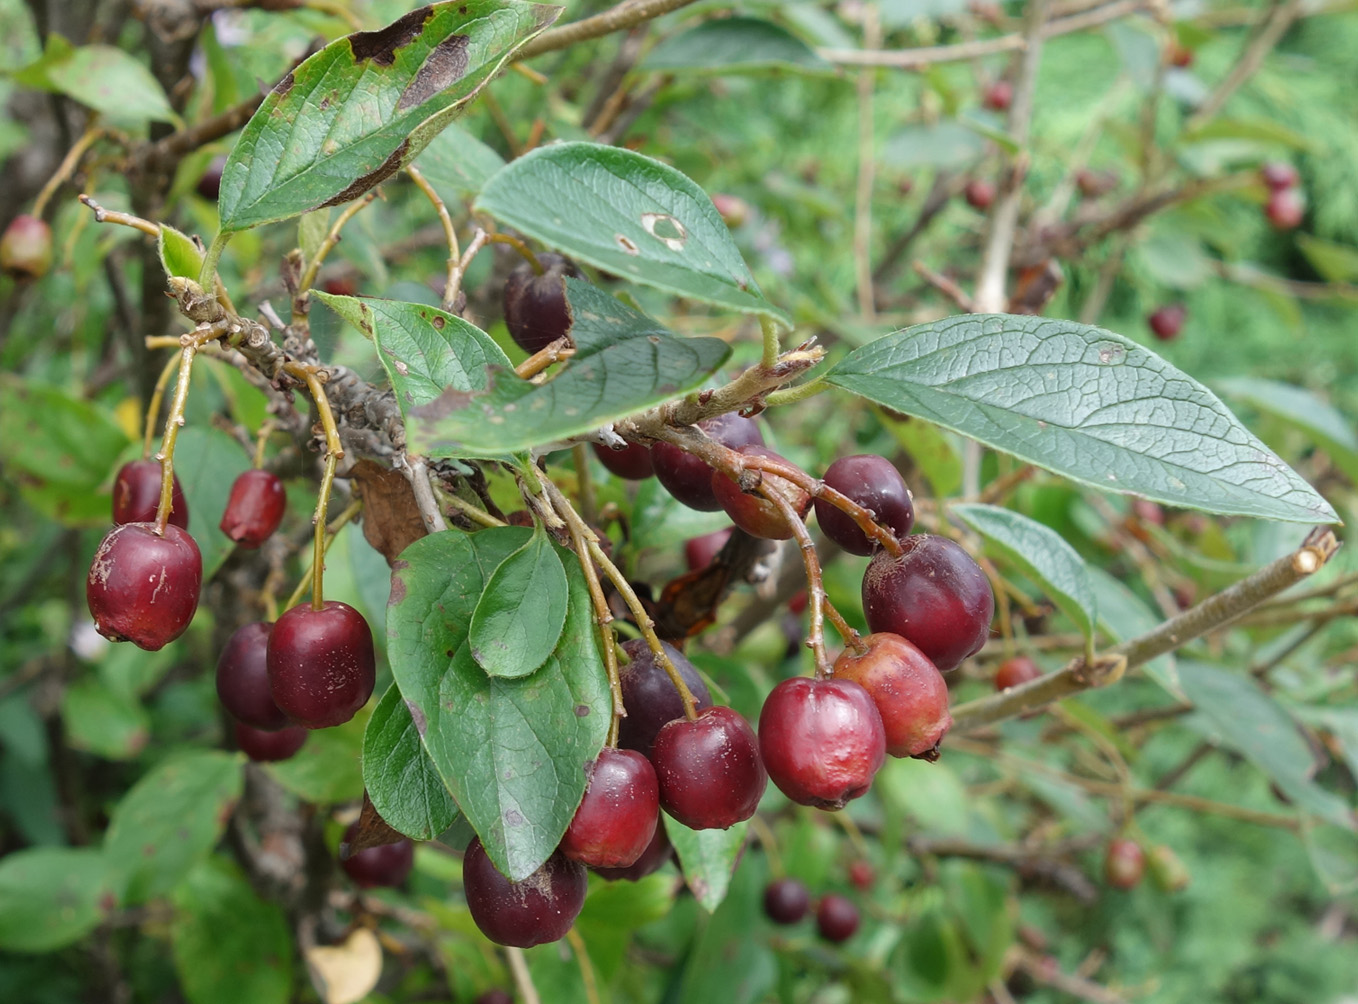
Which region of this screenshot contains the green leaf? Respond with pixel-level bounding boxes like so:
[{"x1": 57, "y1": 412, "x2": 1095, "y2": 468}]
[
  {"x1": 1294, "y1": 234, "x2": 1358, "y2": 283},
  {"x1": 408, "y1": 281, "x2": 730, "y2": 458},
  {"x1": 663, "y1": 816, "x2": 747, "y2": 913},
  {"x1": 60, "y1": 679, "x2": 150, "y2": 760},
  {"x1": 158, "y1": 225, "x2": 204, "y2": 280},
  {"x1": 677, "y1": 858, "x2": 777, "y2": 1004},
  {"x1": 264, "y1": 710, "x2": 366, "y2": 804},
  {"x1": 362, "y1": 684, "x2": 459, "y2": 840},
  {"x1": 476, "y1": 142, "x2": 787, "y2": 324},
  {"x1": 171, "y1": 859, "x2": 292, "y2": 1004},
  {"x1": 172, "y1": 426, "x2": 253, "y2": 580},
  {"x1": 0, "y1": 847, "x2": 115, "y2": 952},
  {"x1": 1179, "y1": 662, "x2": 1353, "y2": 830},
  {"x1": 316, "y1": 293, "x2": 511, "y2": 420},
  {"x1": 1087, "y1": 566, "x2": 1180, "y2": 697},
  {"x1": 413, "y1": 121, "x2": 506, "y2": 199},
  {"x1": 218, "y1": 1, "x2": 561, "y2": 231},
  {"x1": 1182, "y1": 116, "x2": 1315, "y2": 150},
  {"x1": 1216, "y1": 376, "x2": 1358, "y2": 484},
  {"x1": 881, "y1": 410, "x2": 963, "y2": 497},
  {"x1": 826, "y1": 315, "x2": 1337, "y2": 524},
  {"x1": 882, "y1": 120, "x2": 987, "y2": 168},
  {"x1": 642, "y1": 17, "x2": 832, "y2": 75},
  {"x1": 104, "y1": 750, "x2": 244, "y2": 904},
  {"x1": 952, "y1": 503, "x2": 1096, "y2": 642},
  {"x1": 469, "y1": 528, "x2": 569, "y2": 678},
  {"x1": 939, "y1": 860, "x2": 1013, "y2": 990},
  {"x1": 387, "y1": 527, "x2": 609, "y2": 880},
  {"x1": 15, "y1": 34, "x2": 175, "y2": 124}
]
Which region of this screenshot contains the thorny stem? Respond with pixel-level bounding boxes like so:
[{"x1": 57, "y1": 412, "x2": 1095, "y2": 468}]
[
  {"x1": 142, "y1": 353, "x2": 182, "y2": 460},
  {"x1": 294, "y1": 193, "x2": 378, "y2": 320},
  {"x1": 405, "y1": 165, "x2": 461, "y2": 313},
  {"x1": 153, "y1": 327, "x2": 220, "y2": 534},
  {"x1": 34, "y1": 126, "x2": 107, "y2": 219},
  {"x1": 282, "y1": 498, "x2": 364, "y2": 612},
  {"x1": 286, "y1": 364, "x2": 346, "y2": 611}
]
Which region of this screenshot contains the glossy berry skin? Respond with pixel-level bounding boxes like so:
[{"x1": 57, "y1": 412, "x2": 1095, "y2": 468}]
[
  {"x1": 340, "y1": 822, "x2": 414, "y2": 888},
  {"x1": 994, "y1": 655, "x2": 1042, "y2": 691},
  {"x1": 710, "y1": 445, "x2": 811, "y2": 541},
  {"x1": 617, "y1": 639, "x2": 713, "y2": 757},
  {"x1": 216, "y1": 621, "x2": 290, "y2": 731},
  {"x1": 220, "y1": 469, "x2": 286, "y2": 548},
  {"x1": 593, "y1": 823, "x2": 673, "y2": 881},
  {"x1": 592, "y1": 440, "x2": 654, "y2": 480},
  {"x1": 113, "y1": 459, "x2": 189, "y2": 529},
  {"x1": 0, "y1": 214, "x2": 53, "y2": 279},
  {"x1": 1260, "y1": 161, "x2": 1299, "y2": 191},
  {"x1": 652, "y1": 707, "x2": 767, "y2": 830},
  {"x1": 87, "y1": 523, "x2": 201, "y2": 651},
  {"x1": 816, "y1": 895, "x2": 860, "y2": 943},
  {"x1": 983, "y1": 80, "x2": 1013, "y2": 111},
  {"x1": 560, "y1": 748, "x2": 660, "y2": 868},
  {"x1": 862, "y1": 534, "x2": 994, "y2": 672},
  {"x1": 815, "y1": 454, "x2": 915, "y2": 556},
  {"x1": 758, "y1": 677, "x2": 886, "y2": 810},
  {"x1": 463, "y1": 838, "x2": 587, "y2": 947},
  {"x1": 684, "y1": 528, "x2": 732, "y2": 571},
  {"x1": 267, "y1": 600, "x2": 375, "y2": 729},
  {"x1": 763, "y1": 877, "x2": 811, "y2": 925},
  {"x1": 652, "y1": 413, "x2": 764, "y2": 512},
  {"x1": 503, "y1": 252, "x2": 580, "y2": 354},
  {"x1": 1105, "y1": 838, "x2": 1145, "y2": 889},
  {"x1": 233, "y1": 720, "x2": 307, "y2": 762},
  {"x1": 1147, "y1": 304, "x2": 1186, "y2": 341},
  {"x1": 831, "y1": 633, "x2": 952, "y2": 759},
  {"x1": 964, "y1": 179, "x2": 996, "y2": 210},
  {"x1": 1266, "y1": 188, "x2": 1305, "y2": 230}
]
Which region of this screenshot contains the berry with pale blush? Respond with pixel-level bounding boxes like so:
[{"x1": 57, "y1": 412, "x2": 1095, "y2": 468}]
[
  {"x1": 592, "y1": 441, "x2": 654, "y2": 480},
  {"x1": 0, "y1": 214, "x2": 53, "y2": 279},
  {"x1": 816, "y1": 895, "x2": 861, "y2": 943},
  {"x1": 983, "y1": 80, "x2": 1013, "y2": 111},
  {"x1": 463, "y1": 838, "x2": 586, "y2": 947},
  {"x1": 617, "y1": 639, "x2": 713, "y2": 757},
  {"x1": 340, "y1": 822, "x2": 414, "y2": 888},
  {"x1": 652, "y1": 707, "x2": 767, "y2": 830},
  {"x1": 220, "y1": 469, "x2": 286, "y2": 548},
  {"x1": 994, "y1": 655, "x2": 1042, "y2": 691},
  {"x1": 814, "y1": 454, "x2": 915, "y2": 555},
  {"x1": 758, "y1": 677, "x2": 885, "y2": 809},
  {"x1": 87, "y1": 523, "x2": 201, "y2": 651},
  {"x1": 1105, "y1": 838, "x2": 1145, "y2": 889},
  {"x1": 710, "y1": 445, "x2": 811, "y2": 540},
  {"x1": 652, "y1": 413, "x2": 764, "y2": 512},
  {"x1": 964, "y1": 179, "x2": 996, "y2": 210},
  {"x1": 503, "y1": 252, "x2": 580, "y2": 355},
  {"x1": 831, "y1": 633, "x2": 952, "y2": 758},
  {"x1": 764, "y1": 878, "x2": 811, "y2": 924},
  {"x1": 1260, "y1": 161, "x2": 1299, "y2": 191},
  {"x1": 113, "y1": 460, "x2": 189, "y2": 529},
  {"x1": 560, "y1": 748, "x2": 660, "y2": 869},
  {"x1": 848, "y1": 861, "x2": 875, "y2": 891},
  {"x1": 267, "y1": 600, "x2": 375, "y2": 729},
  {"x1": 1265, "y1": 188, "x2": 1305, "y2": 230},
  {"x1": 216, "y1": 621, "x2": 289, "y2": 731}
]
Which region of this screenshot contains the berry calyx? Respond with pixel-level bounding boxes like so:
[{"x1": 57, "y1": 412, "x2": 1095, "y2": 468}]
[
  {"x1": 340, "y1": 822, "x2": 414, "y2": 888},
  {"x1": 831, "y1": 633, "x2": 952, "y2": 759},
  {"x1": 862, "y1": 534, "x2": 994, "y2": 672},
  {"x1": 617, "y1": 639, "x2": 713, "y2": 757},
  {"x1": 652, "y1": 706, "x2": 767, "y2": 830},
  {"x1": 652, "y1": 413, "x2": 764, "y2": 512},
  {"x1": 684, "y1": 528, "x2": 732, "y2": 571},
  {"x1": 216, "y1": 621, "x2": 289, "y2": 731},
  {"x1": 113, "y1": 459, "x2": 189, "y2": 529},
  {"x1": 1105, "y1": 837, "x2": 1145, "y2": 889},
  {"x1": 816, "y1": 894, "x2": 861, "y2": 943},
  {"x1": 763, "y1": 877, "x2": 811, "y2": 924},
  {"x1": 502, "y1": 252, "x2": 580, "y2": 355},
  {"x1": 983, "y1": 80, "x2": 1013, "y2": 111},
  {"x1": 593, "y1": 823, "x2": 673, "y2": 881},
  {"x1": 814, "y1": 454, "x2": 915, "y2": 556},
  {"x1": 87, "y1": 523, "x2": 202, "y2": 651},
  {"x1": 234, "y1": 720, "x2": 307, "y2": 762},
  {"x1": 463, "y1": 838, "x2": 587, "y2": 947},
  {"x1": 1265, "y1": 187, "x2": 1305, "y2": 230},
  {"x1": 560, "y1": 748, "x2": 660, "y2": 869},
  {"x1": 0, "y1": 214, "x2": 53, "y2": 279},
  {"x1": 964, "y1": 179, "x2": 996, "y2": 210},
  {"x1": 1147, "y1": 303, "x2": 1186, "y2": 341},
  {"x1": 592, "y1": 440, "x2": 654, "y2": 480},
  {"x1": 994, "y1": 655, "x2": 1042, "y2": 691},
  {"x1": 1260, "y1": 161, "x2": 1299, "y2": 191},
  {"x1": 219, "y1": 469, "x2": 287, "y2": 548},
  {"x1": 710, "y1": 445, "x2": 812, "y2": 541},
  {"x1": 267, "y1": 600, "x2": 375, "y2": 729},
  {"x1": 758, "y1": 677, "x2": 886, "y2": 810}
]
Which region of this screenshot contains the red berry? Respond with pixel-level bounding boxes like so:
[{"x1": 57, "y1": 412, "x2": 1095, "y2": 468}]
[
  {"x1": 0, "y1": 214, "x2": 53, "y2": 279},
  {"x1": 652, "y1": 706, "x2": 767, "y2": 830},
  {"x1": 87, "y1": 523, "x2": 201, "y2": 651},
  {"x1": 196, "y1": 156, "x2": 226, "y2": 201},
  {"x1": 233, "y1": 720, "x2": 307, "y2": 762},
  {"x1": 592, "y1": 440, "x2": 654, "y2": 480},
  {"x1": 652, "y1": 413, "x2": 764, "y2": 512},
  {"x1": 684, "y1": 528, "x2": 732, "y2": 571},
  {"x1": 814, "y1": 454, "x2": 915, "y2": 556},
  {"x1": 216, "y1": 621, "x2": 289, "y2": 731},
  {"x1": 816, "y1": 894, "x2": 860, "y2": 943},
  {"x1": 1131, "y1": 498, "x2": 1166, "y2": 525},
  {"x1": 994, "y1": 655, "x2": 1042, "y2": 691},
  {"x1": 1265, "y1": 188, "x2": 1305, "y2": 230},
  {"x1": 463, "y1": 838, "x2": 586, "y2": 947},
  {"x1": 321, "y1": 276, "x2": 359, "y2": 297},
  {"x1": 861, "y1": 535, "x2": 993, "y2": 672},
  {"x1": 617, "y1": 639, "x2": 713, "y2": 758},
  {"x1": 503, "y1": 252, "x2": 580, "y2": 354},
  {"x1": 113, "y1": 460, "x2": 189, "y2": 529},
  {"x1": 710, "y1": 193, "x2": 751, "y2": 228},
  {"x1": 964, "y1": 179, "x2": 996, "y2": 210},
  {"x1": 267, "y1": 600, "x2": 375, "y2": 729},
  {"x1": 983, "y1": 80, "x2": 1013, "y2": 111},
  {"x1": 1105, "y1": 837, "x2": 1145, "y2": 889},
  {"x1": 560, "y1": 748, "x2": 660, "y2": 869},
  {"x1": 710, "y1": 445, "x2": 811, "y2": 541},
  {"x1": 788, "y1": 589, "x2": 808, "y2": 616},
  {"x1": 1147, "y1": 304, "x2": 1186, "y2": 341},
  {"x1": 1260, "y1": 161, "x2": 1299, "y2": 191},
  {"x1": 1166, "y1": 41, "x2": 1194, "y2": 68},
  {"x1": 340, "y1": 822, "x2": 414, "y2": 888},
  {"x1": 831, "y1": 633, "x2": 952, "y2": 759},
  {"x1": 763, "y1": 877, "x2": 811, "y2": 924},
  {"x1": 758, "y1": 677, "x2": 886, "y2": 810},
  {"x1": 848, "y1": 860, "x2": 875, "y2": 891},
  {"x1": 220, "y1": 469, "x2": 286, "y2": 548},
  {"x1": 593, "y1": 822, "x2": 673, "y2": 881}
]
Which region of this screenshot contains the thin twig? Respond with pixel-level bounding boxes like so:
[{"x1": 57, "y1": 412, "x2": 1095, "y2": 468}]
[{"x1": 518, "y1": 0, "x2": 700, "y2": 59}]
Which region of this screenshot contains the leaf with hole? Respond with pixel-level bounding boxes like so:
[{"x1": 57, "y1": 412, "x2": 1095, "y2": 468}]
[{"x1": 826, "y1": 314, "x2": 1337, "y2": 524}]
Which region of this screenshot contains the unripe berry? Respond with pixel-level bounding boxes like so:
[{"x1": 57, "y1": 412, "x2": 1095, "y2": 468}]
[{"x1": 0, "y1": 214, "x2": 53, "y2": 279}]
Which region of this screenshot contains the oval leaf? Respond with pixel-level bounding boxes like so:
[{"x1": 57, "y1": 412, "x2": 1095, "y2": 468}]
[
  {"x1": 218, "y1": 1, "x2": 560, "y2": 230},
  {"x1": 663, "y1": 816, "x2": 748, "y2": 913},
  {"x1": 413, "y1": 121, "x2": 506, "y2": 199},
  {"x1": 387, "y1": 527, "x2": 609, "y2": 880},
  {"x1": 951, "y1": 503, "x2": 1096, "y2": 642},
  {"x1": 0, "y1": 847, "x2": 114, "y2": 953},
  {"x1": 409, "y1": 281, "x2": 730, "y2": 458},
  {"x1": 826, "y1": 315, "x2": 1338, "y2": 524},
  {"x1": 469, "y1": 529, "x2": 569, "y2": 678},
  {"x1": 1216, "y1": 376, "x2": 1358, "y2": 485},
  {"x1": 159, "y1": 224, "x2": 205, "y2": 280},
  {"x1": 475, "y1": 142, "x2": 788, "y2": 324},
  {"x1": 643, "y1": 17, "x2": 832, "y2": 75},
  {"x1": 362, "y1": 684, "x2": 459, "y2": 841}
]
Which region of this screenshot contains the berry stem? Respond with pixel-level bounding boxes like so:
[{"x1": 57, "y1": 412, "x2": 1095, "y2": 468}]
[
  {"x1": 281, "y1": 497, "x2": 364, "y2": 612},
  {"x1": 405, "y1": 165, "x2": 461, "y2": 313},
  {"x1": 287, "y1": 364, "x2": 345, "y2": 612},
  {"x1": 142, "y1": 353, "x2": 181, "y2": 460},
  {"x1": 152, "y1": 327, "x2": 220, "y2": 534},
  {"x1": 251, "y1": 420, "x2": 277, "y2": 470},
  {"x1": 822, "y1": 599, "x2": 867, "y2": 655},
  {"x1": 293, "y1": 192, "x2": 377, "y2": 322},
  {"x1": 745, "y1": 812, "x2": 784, "y2": 877},
  {"x1": 760, "y1": 487, "x2": 831, "y2": 680},
  {"x1": 515, "y1": 336, "x2": 575, "y2": 380},
  {"x1": 488, "y1": 231, "x2": 544, "y2": 274},
  {"x1": 564, "y1": 928, "x2": 602, "y2": 1004},
  {"x1": 558, "y1": 497, "x2": 625, "y2": 746}
]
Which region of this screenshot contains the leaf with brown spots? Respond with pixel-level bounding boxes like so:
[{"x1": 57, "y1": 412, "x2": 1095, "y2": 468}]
[
  {"x1": 218, "y1": 1, "x2": 560, "y2": 230},
  {"x1": 350, "y1": 459, "x2": 429, "y2": 565}
]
